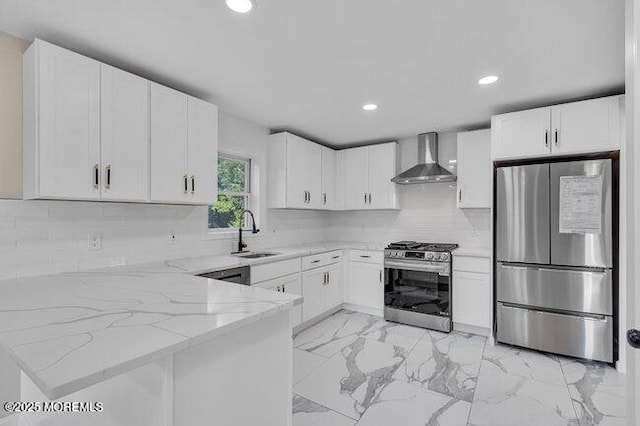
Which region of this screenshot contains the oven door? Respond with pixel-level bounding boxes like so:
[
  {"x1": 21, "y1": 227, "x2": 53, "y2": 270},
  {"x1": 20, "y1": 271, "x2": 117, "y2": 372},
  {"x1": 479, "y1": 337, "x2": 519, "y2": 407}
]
[{"x1": 384, "y1": 260, "x2": 451, "y2": 318}]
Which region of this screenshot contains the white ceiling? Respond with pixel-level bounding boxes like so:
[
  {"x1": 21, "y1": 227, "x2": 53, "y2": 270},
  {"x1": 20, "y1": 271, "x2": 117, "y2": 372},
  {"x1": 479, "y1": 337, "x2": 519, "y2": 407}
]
[{"x1": 0, "y1": 0, "x2": 624, "y2": 146}]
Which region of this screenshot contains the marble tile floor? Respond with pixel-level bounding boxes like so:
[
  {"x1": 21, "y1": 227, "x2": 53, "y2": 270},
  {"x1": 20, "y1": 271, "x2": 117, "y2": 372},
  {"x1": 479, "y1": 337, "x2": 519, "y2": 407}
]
[{"x1": 292, "y1": 310, "x2": 626, "y2": 426}]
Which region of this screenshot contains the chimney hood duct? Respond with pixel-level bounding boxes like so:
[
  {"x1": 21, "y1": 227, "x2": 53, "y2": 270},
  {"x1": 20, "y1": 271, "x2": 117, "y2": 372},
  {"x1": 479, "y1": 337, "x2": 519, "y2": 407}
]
[{"x1": 391, "y1": 132, "x2": 456, "y2": 184}]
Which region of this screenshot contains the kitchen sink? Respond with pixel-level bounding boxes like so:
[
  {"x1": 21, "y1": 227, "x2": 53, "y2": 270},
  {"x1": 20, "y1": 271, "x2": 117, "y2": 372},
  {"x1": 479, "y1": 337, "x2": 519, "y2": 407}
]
[{"x1": 232, "y1": 252, "x2": 280, "y2": 259}]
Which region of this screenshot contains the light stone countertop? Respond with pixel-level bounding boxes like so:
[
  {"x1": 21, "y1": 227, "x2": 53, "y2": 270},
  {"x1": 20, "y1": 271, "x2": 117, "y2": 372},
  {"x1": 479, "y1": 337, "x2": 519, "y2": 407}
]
[
  {"x1": 0, "y1": 241, "x2": 383, "y2": 399},
  {"x1": 453, "y1": 247, "x2": 492, "y2": 258}
]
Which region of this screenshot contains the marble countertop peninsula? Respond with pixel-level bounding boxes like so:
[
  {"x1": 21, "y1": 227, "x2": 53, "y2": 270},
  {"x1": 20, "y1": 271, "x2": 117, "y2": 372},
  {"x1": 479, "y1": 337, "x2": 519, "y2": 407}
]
[{"x1": 0, "y1": 241, "x2": 383, "y2": 399}]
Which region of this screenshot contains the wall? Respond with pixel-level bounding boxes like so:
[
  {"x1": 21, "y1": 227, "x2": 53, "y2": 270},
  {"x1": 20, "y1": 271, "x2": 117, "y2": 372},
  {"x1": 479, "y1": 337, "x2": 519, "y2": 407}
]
[
  {"x1": 326, "y1": 132, "x2": 492, "y2": 249},
  {"x1": 0, "y1": 32, "x2": 27, "y2": 199}
]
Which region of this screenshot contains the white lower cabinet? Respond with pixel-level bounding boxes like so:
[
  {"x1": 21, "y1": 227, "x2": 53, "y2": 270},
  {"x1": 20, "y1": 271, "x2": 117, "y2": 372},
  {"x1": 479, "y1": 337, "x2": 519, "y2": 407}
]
[
  {"x1": 345, "y1": 251, "x2": 384, "y2": 313},
  {"x1": 452, "y1": 255, "x2": 491, "y2": 330},
  {"x1": 302, "y1": 263, "x2": 343, "y2": 323},
  {"x1": 254, "y1": 273, "x2": 302, "y2": 327},
  {"x1": 348, "y1": 263, "x2": 383, "y2": 310}
]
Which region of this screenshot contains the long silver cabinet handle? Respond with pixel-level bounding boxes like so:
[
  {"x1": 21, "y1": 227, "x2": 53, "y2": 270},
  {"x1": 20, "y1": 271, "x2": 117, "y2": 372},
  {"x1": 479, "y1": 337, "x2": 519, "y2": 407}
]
[
  {"x1": 93, "y1": 164, "x2": 100, "y2": 189},
  {"x1": 105, "y1": 165, "x2": 111, "y2": 190}
]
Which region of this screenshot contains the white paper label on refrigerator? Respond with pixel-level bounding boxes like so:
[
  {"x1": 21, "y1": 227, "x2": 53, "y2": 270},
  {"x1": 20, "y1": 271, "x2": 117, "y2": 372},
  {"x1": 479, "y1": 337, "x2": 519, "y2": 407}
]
[{"x1": 559, "y1": 175, "x2": 603, "y2": 234}]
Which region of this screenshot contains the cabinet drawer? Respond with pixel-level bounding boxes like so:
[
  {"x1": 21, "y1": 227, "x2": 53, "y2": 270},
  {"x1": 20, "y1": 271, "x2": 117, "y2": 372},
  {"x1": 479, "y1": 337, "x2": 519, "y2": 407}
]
[
  {"x1": 349, "y1": 250, "x2": 383, "y2": 264},
  {"x1": 497, "y1": 303, "x2": 613, "y2": 363},
  {"x1": 251, "y1": 258, "x2": 301, "y2": 284},
  {"x1": 302, "y1": 250, "x2": 343, "y2": 271},
  {"x1": 453, "y1": 256, "x2": 490, "y2": 273}
]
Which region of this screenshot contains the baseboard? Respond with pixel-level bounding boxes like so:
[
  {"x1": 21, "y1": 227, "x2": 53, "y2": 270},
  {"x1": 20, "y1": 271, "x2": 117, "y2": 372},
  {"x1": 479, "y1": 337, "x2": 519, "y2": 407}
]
[
  {"x1": 342, "y1": 303, "x2": 383, "y2": 318},
  {"x1": 293, "y1": 305, "x2": 343, "y2": 335},
  {"x1": 453, "y1": 322, "x2": 491, "y2": 337}
]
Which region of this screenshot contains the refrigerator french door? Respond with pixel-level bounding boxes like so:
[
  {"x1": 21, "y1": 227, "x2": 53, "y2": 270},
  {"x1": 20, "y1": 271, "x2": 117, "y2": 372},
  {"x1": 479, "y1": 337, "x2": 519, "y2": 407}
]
[{"x1": 495, "y1": 159, "x2": 615, "y2": 363}]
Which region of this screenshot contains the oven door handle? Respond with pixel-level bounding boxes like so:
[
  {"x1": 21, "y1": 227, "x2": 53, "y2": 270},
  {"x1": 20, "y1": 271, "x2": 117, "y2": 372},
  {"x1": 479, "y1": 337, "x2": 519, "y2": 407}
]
[{"x1": 384, "y1": 260, "x2": 449, "y2": 275}]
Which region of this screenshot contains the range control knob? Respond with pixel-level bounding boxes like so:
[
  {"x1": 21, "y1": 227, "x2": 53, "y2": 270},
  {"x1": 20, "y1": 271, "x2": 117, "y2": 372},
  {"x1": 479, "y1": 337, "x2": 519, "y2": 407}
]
[
  {"x1": 440, "y1": 253, "x2": 449, "y2": 261},
  {"x1": 426, "y1": 252, "x2": 434, "y2": 260}
]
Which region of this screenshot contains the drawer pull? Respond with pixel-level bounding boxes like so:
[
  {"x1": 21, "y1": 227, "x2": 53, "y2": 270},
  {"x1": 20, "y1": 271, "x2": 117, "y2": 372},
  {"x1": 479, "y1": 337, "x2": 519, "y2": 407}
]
[
  {"x1": 360, "y1": 255, "x2": 371, "y2": 258},
  {"x1": 331, "y1": 255, "x2": 340, "y2": 259},
  {"x1": 311, "y1": 260, "x2": 321, "y2": 264}
]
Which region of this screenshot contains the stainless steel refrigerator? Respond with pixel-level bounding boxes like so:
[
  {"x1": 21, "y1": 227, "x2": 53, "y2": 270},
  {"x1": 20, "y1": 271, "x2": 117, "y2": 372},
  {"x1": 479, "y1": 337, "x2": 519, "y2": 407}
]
[{"x1": 495, "y1": 158, "x2": 615, "y2": 363}]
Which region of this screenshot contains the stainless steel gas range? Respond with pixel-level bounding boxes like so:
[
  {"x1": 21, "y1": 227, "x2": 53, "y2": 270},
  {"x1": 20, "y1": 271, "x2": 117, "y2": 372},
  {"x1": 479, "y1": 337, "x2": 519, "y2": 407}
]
[{"x1": 383, "y1": 241, "x2": 458, "y2": 333}]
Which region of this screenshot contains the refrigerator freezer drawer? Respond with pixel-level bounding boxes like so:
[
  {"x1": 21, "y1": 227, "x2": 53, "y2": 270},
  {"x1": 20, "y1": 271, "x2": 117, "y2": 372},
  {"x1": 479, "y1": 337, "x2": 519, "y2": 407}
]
[
  {"x1": 497, "y1": 303, "x2": 613, "y2": 363},
  {"x1": 496, "y1": 264, "x2": 613, "y2": 315}
]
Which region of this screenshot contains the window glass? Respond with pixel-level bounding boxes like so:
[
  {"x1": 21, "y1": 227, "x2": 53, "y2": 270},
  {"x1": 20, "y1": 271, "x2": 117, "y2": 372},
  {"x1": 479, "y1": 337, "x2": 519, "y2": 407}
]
[{"x1": 209, "y1": 155, "x2": 251, "y2": 229}]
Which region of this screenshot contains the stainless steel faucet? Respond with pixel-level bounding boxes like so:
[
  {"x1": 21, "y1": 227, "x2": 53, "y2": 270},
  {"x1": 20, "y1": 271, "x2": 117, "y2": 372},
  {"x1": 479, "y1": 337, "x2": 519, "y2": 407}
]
[{"x1": 236, "y1": 209, "x2": 259, "y2": 253}]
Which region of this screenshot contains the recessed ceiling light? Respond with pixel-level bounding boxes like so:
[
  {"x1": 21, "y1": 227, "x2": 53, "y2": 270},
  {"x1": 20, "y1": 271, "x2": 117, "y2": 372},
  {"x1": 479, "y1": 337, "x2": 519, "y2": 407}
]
[
  {"x1": 225, "y1": 0, "x2": 255, "y2": 13},
  {"x1": 478, "y1": 75, "x2": 499, "y2": 85},
  {"x1": 363, "y1": 104, "x2": 378, "y2": 111}
]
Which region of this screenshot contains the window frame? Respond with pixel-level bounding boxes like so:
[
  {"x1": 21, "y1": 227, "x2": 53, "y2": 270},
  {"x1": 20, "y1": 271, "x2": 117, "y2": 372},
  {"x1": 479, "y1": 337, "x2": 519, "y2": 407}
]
[{"x1": 208, "y1": 152, "x2": 254, "y2": 233}]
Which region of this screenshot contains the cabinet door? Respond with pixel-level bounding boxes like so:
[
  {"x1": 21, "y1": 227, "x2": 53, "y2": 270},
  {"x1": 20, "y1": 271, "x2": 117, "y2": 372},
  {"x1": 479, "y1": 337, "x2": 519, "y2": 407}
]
[
  {"x1": 341, "y1": 146, "x2": 369, "y2": 210},
  {"x1": 282, "y1": 275, "x2": 303, "y2": 327},
  {"x1": 286, "y1": 134, "x2": 321, "y2": 209},
  {"x1": 321, "y1": 146, "x2": 336, "y2": 210},
  {"x1": 187, "y1": 97, "x2": 218, "y2": 205},
  {"x1": 367, "y1": 143, "x2": 398, "y2": 209},
  {"x1": 457, "y1": 130, "x2": 491, "y2": 208},
  {"x1": 325, "y1": 264, "x2": 343, "y2": 310},
  {"x1": 256, "y1": 274, "x2": 303, "y2": 327},
  {"x1": 348, "y1": 262, "x2": 383, "y2": 310},
  {"x1": 38, "y1": 41, "x2": 101, "y2": 199},
  {"x1": 491, "y1": 107, "x2": 551, "y2": 160},
  {"x1": 551, "y1": 96, "x2": 622, "y2": 156},
  {"x1": 452, "y1": 271, "x2": 491, "y2": 328},
  {"x1": 302, "y1": 268, "x2": 327, "y2": 322},
  {"x1": 100, "y1": 65, "x2": 149, "y2": 202},
  {"x1": 150, "y1": 83, "x2": 188, "y2": 203}
]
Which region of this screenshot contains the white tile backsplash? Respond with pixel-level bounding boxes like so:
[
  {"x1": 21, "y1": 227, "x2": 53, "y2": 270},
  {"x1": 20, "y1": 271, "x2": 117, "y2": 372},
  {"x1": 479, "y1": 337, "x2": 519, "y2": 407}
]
[
  {"x1": 0, "y1": 184, "x2": 490, "y2": 281},
  {"x1": 0, "y1": 199, "x2": 329, "y2": 280},
  {"x1": 325, "y1": 183, "x2": 491, "y2": 250}
]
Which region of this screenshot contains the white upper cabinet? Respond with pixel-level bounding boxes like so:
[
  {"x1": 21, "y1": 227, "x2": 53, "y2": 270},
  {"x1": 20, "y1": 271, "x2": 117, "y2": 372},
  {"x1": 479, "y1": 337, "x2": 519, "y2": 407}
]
[
  {"x1": 339, "y1": 146, "x2": 369, "y2": 210},
  {"x1": 491, "y1": 95, "x2": 623, "y2": 161},
  {"x1": 269, "y1": 134, "x2": 397, "y2": 211},
  {"x1": 100, "y1": 65, "x2": 149, "y2": 202},
  {"x1": 24, "y1": 39, "x2": 101, "y2": 200},
  {"x1": 457, "y1": 129, "x2": 491, "y2": 209},
  {"x1": 268, "y1": 132, "x2": 323, "y2": 210},
  {"x1": 150, "y1": 85, "x2": 218, "y2": 205},
  {"x1": 150, "y1": 83, "x2": 188, "y2": 203},
  {"x1": 338, "y1": 142, "x2": 398, "y2": 210},
  {"x1": 186, "y1": 97, "x2": 218, "y2": 205},
  {"x1": 321, "y1": 146, "x2": 336, "y2": 209},
  {"x1": 550, "y1": 96, "x2": 622, "y2": 156},
  {"x1": 23, "y1": 39, "x2": 218, "y2": 205},
  {"x1": 367, "y1": 143, "x2": 398, "y2": 210},
  {"x1": 491, "y1": 106, "x2": 551, "y2": 161}
]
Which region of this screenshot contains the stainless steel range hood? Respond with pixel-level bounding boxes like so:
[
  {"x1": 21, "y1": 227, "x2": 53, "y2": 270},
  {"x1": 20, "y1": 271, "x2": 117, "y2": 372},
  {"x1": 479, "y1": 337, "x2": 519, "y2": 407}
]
[{"x1": 391, "y1": 132, "x2": 456, "y2": 184}]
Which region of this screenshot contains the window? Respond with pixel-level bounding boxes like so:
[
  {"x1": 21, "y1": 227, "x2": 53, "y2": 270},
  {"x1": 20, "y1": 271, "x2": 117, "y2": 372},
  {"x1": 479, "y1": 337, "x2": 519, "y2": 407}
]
[{"x1": 209, "y1": 154, "x2": 251, "y2": 230}]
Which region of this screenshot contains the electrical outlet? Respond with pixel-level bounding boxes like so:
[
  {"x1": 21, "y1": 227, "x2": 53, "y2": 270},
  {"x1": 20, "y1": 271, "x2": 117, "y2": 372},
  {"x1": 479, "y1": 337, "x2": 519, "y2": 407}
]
[
  {"x1": 87, "y1": 233, "x2": 103, "y2": 251},
  {"x1": 168, "y1": 230, "x2": 178, "y2": 244}
]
